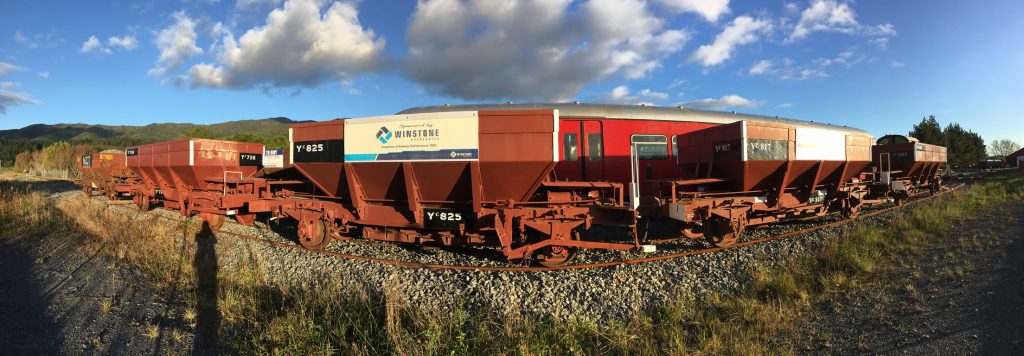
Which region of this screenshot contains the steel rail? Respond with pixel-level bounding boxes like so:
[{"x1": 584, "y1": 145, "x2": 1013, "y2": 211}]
[{"x1": 93, "y1": 183, "x2": 965, "y2": 273}]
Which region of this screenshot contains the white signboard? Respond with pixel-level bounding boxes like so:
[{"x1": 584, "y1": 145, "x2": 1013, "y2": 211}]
[
  {"x1": 263, "y1": 149, "x2": 284, "y2": 168},
  {"x1": 344, "y1": 111, "x2": 479, "y2": 162},
  {"x1": 795, "y1": 127, "x2": 846, "y2": 161}
]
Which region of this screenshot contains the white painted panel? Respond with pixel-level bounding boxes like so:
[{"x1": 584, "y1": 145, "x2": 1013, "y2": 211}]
[
  {"x1": 344, "y1": 111, "x2": 479, "y2": 162},
  {"x1": 795, "y1": 127, "x2": 846, "y2": 161}
]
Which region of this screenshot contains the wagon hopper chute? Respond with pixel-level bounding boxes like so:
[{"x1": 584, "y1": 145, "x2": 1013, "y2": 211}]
[
  {"x1": 271, "y1": 109, "x2": 644, "y2": 266},
  {"x1": 660, "y1": 120, "x2": 874, "y2": 247}
]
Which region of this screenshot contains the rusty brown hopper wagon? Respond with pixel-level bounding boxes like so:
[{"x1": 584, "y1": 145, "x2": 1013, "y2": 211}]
[
  {"x1": 125, "y1": 138, "x2": 266, "y2": 229},
  {"x1": 277, "y1": 109, "x2": 639, "y2": 266},
  {"x1": 78, "y1": 149, "x2": 134, "y2": 198},
  {"x1": 663, "y1": 120, "x2": 874, "y2": 246},
  {"x1": 868, "y1": 135, "x2": 946, "y2": 202}
]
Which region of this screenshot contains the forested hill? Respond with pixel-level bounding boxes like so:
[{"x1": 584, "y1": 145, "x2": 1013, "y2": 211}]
[
  {"x1": 0, "y1": 117, "x2": 310, "y2": 166},
  {"x1": 0, "y1": 117, "x2": 298, "y2": 142}
]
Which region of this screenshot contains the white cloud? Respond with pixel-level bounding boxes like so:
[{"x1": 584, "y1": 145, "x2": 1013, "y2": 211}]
[
  {"x1": 787, "y1": 0, "x2": 896, "y2": 43},
  {"x1": 683, "y1": 94, "x2": 760, "y2": 110},
  {"x1": 775, "y1": 103, "x2": 793, "y2": 109},
  {"x1": 149, "y1": 11, "x2": 204, "y2": 77},
  {"x1": 80, "y1": 35, "x2": 102, "y2": 53},
  {"x1": 403, "y1": 0, "x2": 689, "y2": 101},
  {"x1": 891, "y1": 60, "x2": 905, "y2": 68},
  {"x1": 0, "y1": 62, "x2": 26, "y2": 75},
  {"x1": 0, "y1": 86, "x2": 40, "y2": 114},
  {"x1": 654, "y1": 0, "x2": 730, "y2": 22},
  {"x1": 13, "y1": 31, "x2": 39, "y2": 48},
  {"x1": 37, "y1": 71, "x2": 49, "y2": 79},
  {"x1": 788, "y1": 0, "x2": 858, "y2": 41},
  {"x1": 749, "y1": 59, "x2": 772, "y2": 75},
  {"x1": 108, "y1": 35, "x2": 138, "y2": 50},
  {"x1": 188, "y1": 0, "x2": 385, "y2": 89},
  {"x1": 603, "y1": 85, "x2": 668, "y2": 104},
  {"x1": 869, "y1": 37, "x2": 889, "y2": 49},
  {"x1": 691, "y1": 16, "x2": 772, "y2": 67},
  {"x1": 865, "y1": 23, "x2": 896, "y2": 37}
]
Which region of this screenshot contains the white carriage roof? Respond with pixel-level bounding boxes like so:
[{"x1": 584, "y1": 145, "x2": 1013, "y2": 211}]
[{"x1": 398, "y1": 103, "x2": 871, "y2": 136}]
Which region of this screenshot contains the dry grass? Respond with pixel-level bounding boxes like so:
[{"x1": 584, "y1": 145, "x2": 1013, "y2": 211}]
[{"x1": 2, "y1": 172, "x2": 1021, "y2": 355}]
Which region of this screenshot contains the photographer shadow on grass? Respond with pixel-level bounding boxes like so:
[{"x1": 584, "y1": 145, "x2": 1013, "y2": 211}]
[{"x1": 193, "y1": 221, "x2": 220, "y2": 355}]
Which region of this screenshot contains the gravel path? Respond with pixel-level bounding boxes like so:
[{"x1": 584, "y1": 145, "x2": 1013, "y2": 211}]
[{"x1": 0, "y1": 176, "x2": 201, "y2": 355}]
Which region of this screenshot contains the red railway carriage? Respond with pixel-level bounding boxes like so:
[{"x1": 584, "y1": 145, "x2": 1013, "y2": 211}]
[
  {"x1": 661, "y1": 120, "x2": 873, "y2": 246},
  {"x1": 125, "y1": 138, "x2": 266, "y2": 229},
  {"x1": 78, "y1": 149, "x2": 135, "y2": 198},
  {"x1": 400, "y1": 103, "x2": 868, "y2": 201},
  {"x1": 867, "y1": 135, "x2": 946, "y2": 203}
]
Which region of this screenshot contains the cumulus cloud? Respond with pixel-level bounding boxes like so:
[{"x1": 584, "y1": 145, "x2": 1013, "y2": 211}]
[
  {"x1": 37, "y1": 71, "x2": 49, "y2": 79},
  {"x1": 0, "y1": 62, "x2": 26, "y2": 75},
  {"x1": 654, "y1": 0, "x2": 730, "y2": 22},
  {"x1": 149, "y1": 11, "x2": 204, "y2": 77},
  {"x1": 749, "y1": 59, "x2": 772, "y2": 75},
  {"x1": 691, "y1": 16, "x2": 772, "y2": 67},
  {"x1": 787, "y1": 0, "x2": 896, "y2": 42},
  {"x1": 108, "y1": 35, "x2": 138, "y2": 50},
  {"x1": 683, "y1": 94, "x2": 760, "y2": 110},
  {"x1": 404, "y1": 0, "x2": 689, "y2": 101},
  {"x1": 80, "y1": 35, "x2": 103, "y2": 53},
  {"x1": 187, "y1": 0, "x2": 385, "y2": 89},
  {"x1": 14, "y1": 31, "x2": 38, "y2": 48},
  {"x1": 603, "y1": 85, "x2": 668, "y2": 104}
]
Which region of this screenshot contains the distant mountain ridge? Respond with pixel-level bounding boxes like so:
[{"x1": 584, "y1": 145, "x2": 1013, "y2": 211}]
[{"x1": 0, "y1": 117, "x2": 307, "y2": 142}]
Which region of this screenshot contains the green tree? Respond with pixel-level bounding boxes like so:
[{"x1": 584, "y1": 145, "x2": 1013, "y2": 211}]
[
  {"x1": 943, "y1": 123, "x2": 986, "y2": 167},
  {"x1": 909, "y1": 115, "x2": 944, "y2": 145}
]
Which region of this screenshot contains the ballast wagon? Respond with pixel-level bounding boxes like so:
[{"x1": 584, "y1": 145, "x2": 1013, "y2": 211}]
[
  {"x1": 255, "y1": 109, "x2": 644, "y2": 266},
  {"x1": 654, "y1": 120, "x2": 874, "y2": 246},
  {"x1": 125, "y1": 138, "x2": 267, "y2": 229},
  {"x1": 866, "y1": 135, "x2": 946, "y2": 203},
  {"x1": 78, "y1": 149, "x2": 136, "y2": 198}
]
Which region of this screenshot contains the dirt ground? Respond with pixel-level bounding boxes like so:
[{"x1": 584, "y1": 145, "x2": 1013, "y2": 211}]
[
  {"x1": 791, "y1": 201, "x2": 1024, "y2": 355},
  {"x1": 0, "y1": 178, "x2": 201, "y2": 355}
]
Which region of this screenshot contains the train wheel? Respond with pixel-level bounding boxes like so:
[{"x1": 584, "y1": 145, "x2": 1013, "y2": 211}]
[
  {"x1": 532, "y1": 230, "x2": 580, "y2": 268},
  {"x1": 534, "y1": 246, "x2": 578, "y2": 268},
  {"x1": 234, "y1": 213, "x2": 256, "y2": 226},
  {"x1": 704, "y1": 216, "x2": 744, "y2": 248},
  {"x1": 202, "y1": 214, "x2": 224, "y2": 232},
  {"x1": 298, "y1": 218, "x2": 330, "y2": 250},
  {"x1": 134, "y1": 195, "x2": 150, "y2": 211}
]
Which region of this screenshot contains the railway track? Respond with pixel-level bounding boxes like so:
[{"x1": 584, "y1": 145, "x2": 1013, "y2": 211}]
[{"x1": 90, "y1": 182, "x2": 965, "y2": 272}]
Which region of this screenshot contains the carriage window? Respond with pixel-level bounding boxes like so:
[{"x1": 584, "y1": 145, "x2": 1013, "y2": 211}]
[
  {"x1": 671, "y1": 135, "x2": 678, "y2": 158},
  {"x1": 587, "y1": 133, "x2": 603, "y2": 160},
  {"x1": 631, "y1": 134, "x2": 669, "y2": 160},
  {"x1": 563, "y1": 133, "x2": 579, "y2": 161}
]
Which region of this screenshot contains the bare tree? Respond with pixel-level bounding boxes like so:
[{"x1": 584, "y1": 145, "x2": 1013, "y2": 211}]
[{"x1": 989, "y1": 139, "x2": 1022, "y2": 158}]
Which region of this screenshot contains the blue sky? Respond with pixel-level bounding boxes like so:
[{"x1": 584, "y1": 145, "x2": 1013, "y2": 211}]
[{"x1": 0, "y1": 0, "x2": 1021, "y2": 145}]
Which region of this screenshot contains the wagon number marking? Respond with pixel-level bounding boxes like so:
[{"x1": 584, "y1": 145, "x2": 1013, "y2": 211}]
[
  {"x1": 426, "y1": 211, "x2": 463, "y2": 221},
  {"x1": 296, "y1": 144, "x2": 325, "y2": 153},
  {"x1": 241, "y1": 154, "x2": 259, "y2": 160}
]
